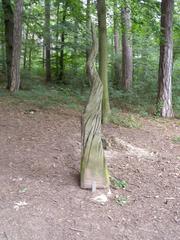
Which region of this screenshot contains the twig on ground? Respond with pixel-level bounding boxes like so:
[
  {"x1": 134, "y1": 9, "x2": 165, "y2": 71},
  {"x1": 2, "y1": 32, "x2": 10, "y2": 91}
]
[
  {"x1": 70, "y1": 227, "x2": 85, "y2": 232},
  {"x1": 4, "y1": 232, "x2": 9, "y2": 240}
]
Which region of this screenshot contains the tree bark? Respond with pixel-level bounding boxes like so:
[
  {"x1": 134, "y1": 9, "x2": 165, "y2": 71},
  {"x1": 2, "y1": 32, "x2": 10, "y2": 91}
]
[
  {"x1": 85, "y1": 0, "x2": 91, "y2": 87},
  {"x1": 73, "y1": 21, "x2": 78, "y2": 77},
  {"x1": 97, "y1": 0, "x2": 111, "y2": 124},
  {"x1": 10, "y1": 0, "x2": 24, "y2": 92},
  {"x1": 113, "y1": 0, "x2": 121, "y2": 87},
  {"x1": 28, "y1": 33, "x2": 34, "y2": 71},
  {"x1": 121, "y1": 3, "x2": 133, "y2": 90},
  {"x1": 1, "y1": 23, "x2": 6, "y2": 73},
  {"x1": 80, "y1": 23, "x2": 109, "y2": 190},
  {"x1": 2, "y1": 0, "x2": 14, "y2": 89},
  {"x1": 58, "y1": 2, "x2": 67, "y2": 83},
  {"x1": 45, "y1": 0, "x2": 51, "y2": 82},
  {"x1": 86, "y1": 0, "x2": 91, "y2": 65},
  {"x1": 23, "y1": 27, "x2": 29, "y2": 70},
  {"x1": 55, "y1": 0, "x2": 60, "y2": 77},
  {"x1": 157, "y1": 0, "x2": 174, "y2": 117},
  {"x1": 42, "y1": 40, "x2": 45, "y2": 70}
]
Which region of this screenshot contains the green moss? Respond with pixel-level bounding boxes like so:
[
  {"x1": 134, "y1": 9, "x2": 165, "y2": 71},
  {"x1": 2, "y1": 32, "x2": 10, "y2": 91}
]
[{"x1": 172, "y1": 136, "x2": 180, "y2": 144}]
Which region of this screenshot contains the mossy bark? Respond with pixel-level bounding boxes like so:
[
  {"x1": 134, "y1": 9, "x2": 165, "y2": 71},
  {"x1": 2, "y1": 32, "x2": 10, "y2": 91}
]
[{"x1": 80, "y1": 23, "x2": 109, "y2": 189}]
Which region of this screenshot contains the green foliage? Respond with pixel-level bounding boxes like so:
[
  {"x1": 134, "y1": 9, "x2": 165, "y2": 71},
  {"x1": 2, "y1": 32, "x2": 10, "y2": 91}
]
[
  {"x1": 110, "y1": 71, "x2": 180, "y2": 118},
  {"x1": 155, "y1": 100, "x2": 163, "y2": 117},
  {"x1": 115, "y1": 196, "x2": 128, "y2": 206},
  {"x1": 110, "y1": 108, "x2": 141, "y2": 128},
  {"x1": 173, "y1": 58, "x2": 180, "y2": 117},
  {"x1": 0, "y1": 79, "x2": 84, "y2": 111},
  {"x1": 172, "y1": 136, "x2": 180, "y2": 144},
  {"x1": 0, "y1": 0, "x2": 179, "y2": 119},
  {"x1": 110, "y1": 176, "x2": 127, "y2": 189},
  {"x1": 110, "y1": 79, "x2": 157, "y2": 114}
]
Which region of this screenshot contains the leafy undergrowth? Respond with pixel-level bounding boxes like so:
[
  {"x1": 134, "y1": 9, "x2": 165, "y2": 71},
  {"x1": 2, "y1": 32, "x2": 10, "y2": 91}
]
[
  {"x1": 172, "y1": 136, "x2": 180, "y2": 144},
  {"x1": 0, "y1": 78, "x2": 179, "y2": 129},
  {"x1": 0, "y1": 83, "x2": 87, "y2": 111},
  {"x1": 110, "y1": 108, "x2": 142, "y2": 128},
  {"x1": 110, "y1": 80, "x2": 180, "y2": 118},
  {"x1": 110, "y1": 176, "x2": 128, "y2": 189}
]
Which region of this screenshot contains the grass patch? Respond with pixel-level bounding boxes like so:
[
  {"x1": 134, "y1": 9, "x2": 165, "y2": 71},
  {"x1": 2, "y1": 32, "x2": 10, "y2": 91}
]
[
  {"x1": 172, "y1": 136, "x2": 180, "y2": 144},
  {"x1": 0, "y1": 83, "x2": 85, "y2": 111},
  {"x1": 115, "y1": 196, "x2": 128, "y2": 206},
  {"x1": 110, "y1": 77, "x2": 180, "y2": 118},
  {"x1": 110, "y1": 108, "x2": 141, "y2": 128},
  {"x1": 110, "y1": 176, "x2": 128, "y2": 189}
]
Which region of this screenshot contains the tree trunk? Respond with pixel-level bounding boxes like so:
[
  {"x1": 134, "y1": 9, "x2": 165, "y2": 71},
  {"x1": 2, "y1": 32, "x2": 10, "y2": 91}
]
[
  {"x1": 97, "y1": 0, "x2": 111, "y2": 124},
  {"x1": 113, "y1": 0, "x2": 121, "y2": 87},
  {"x1": 73, "y1": 21, "x2": 78, "y2": 77},
  {"x1": 45, "y1": 0, "x2": 51, "y2": 82},
  {"x1": 80, "y1": 23, "x2": 109, "y2": 190},
  {"x1": 42, "y1": 40, "x2": 45, "y2": 70},
  {"x1": 157, "y1": 0, "x2": 174, "y2": 118},
  {"x1": 110, "y1": 35, "x2": 115, "y2": 86},
  {"x1": 10, "y1": 0, "x2": 24, "y2": 92},
  {"x1": 55, "y1": 1, "x2": 60, "y2": 77},
  {"x1": 59, "y1": 32, "x2": 65, "y2": 82},
  {"x1": 1, "y1": 25, "x2": 6, "y2": 73},
  {"x1": 86, "y1": 0, "x2": 91, "y2": 65},
  {"x1": 58, "y1": 3, "x2": 67, "y2": 83},
  {"x1": 28, "y1": 33, "x2": 34, "y2": 72},
  {"x1": 2, "y1": 0, "x2": 14, "y2": 89},
  {"x1": 23, "y1": 27, "x2": 29, "y2": 70},
  {"x1": 121, "y1": 3, "x2": 133, "y2": 90},
  {"x1": 85, "y1": 0, "x2": 91, "y2": 87}
]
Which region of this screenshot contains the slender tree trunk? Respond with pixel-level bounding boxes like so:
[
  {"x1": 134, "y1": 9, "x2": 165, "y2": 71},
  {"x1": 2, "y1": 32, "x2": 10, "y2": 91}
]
[
  {"x1": 2, "y1": 0, "x2": 14, "y2": 89},
  {"x1": 1, "y1": 25, "x2": 6, "y2": 73},
  {"x1": 10, "y1": 0, "x2": 24, "y2": 92},
  {"x1": 55, "y1": 1, "x2": 60, "y2": 77},
  {"x1": 28, "y1": 48, "x2": 32, "y2": 71},
  {"x1": 59, "y1": 33, "x2": 65, "y2": 82},
  {"x1": 42, "y1": 40, "x2": 45, "y2": 70},
  {"x1": 81, "y1": 23, "x2": 109, "y2": 190},
  {"x1": 23, "y1": 27, "x2": 29, "y2": 70},
  {"x1": 97, "y1": 0, "x2": 111, "y2": 124},
  {"x1": 45, "y1": 0, "x2": 51, "y2": 82},
  {"x1": 86, "y1": 0, "x2": 91, "y2": 65},
  {"x1": 121, "y1": 2, "x2": 133, "y2": 90},
  {"x1": 28, "y1": 33, "x2": 34, "y2": 71},
  {"x1": 73, "y1": 21, "x2": 78, "y2": 77},
  {"x1": 157, "y1": 0, "x2": 174, "y2": 118},
  {"x1": 85, "y1": 0, "x2": 91, "y2": 87},
  {"x1": 1, "y1": 42, "x2": 6, "y2": 74},
  {"x1": 113, "y1": 0, "x2": 121, "y2": 87},
  {"x1": 114, "y1": 31, "x2": 121, "y2": 85},
  {"x1": 58, "y1": 3, "x2": 67, "y2": 83},
  {"x1": 111, "y1": 35, "x2": 115, "y2": 85}
]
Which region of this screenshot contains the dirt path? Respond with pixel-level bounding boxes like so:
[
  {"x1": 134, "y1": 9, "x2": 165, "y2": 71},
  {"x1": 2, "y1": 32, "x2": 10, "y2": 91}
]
[{"x1": 0, "y1": 104, "x2": 179, "y2": 240}]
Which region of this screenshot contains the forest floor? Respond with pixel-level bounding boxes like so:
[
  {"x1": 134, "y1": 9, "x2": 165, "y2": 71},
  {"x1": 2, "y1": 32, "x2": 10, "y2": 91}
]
[{"x1": 0, "y1": 101, "x2": 180, "y2": 240}]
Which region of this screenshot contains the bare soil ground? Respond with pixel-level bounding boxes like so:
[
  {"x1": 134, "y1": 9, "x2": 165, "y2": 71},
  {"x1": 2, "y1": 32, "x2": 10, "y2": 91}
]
[{"x1": 0, "y1": 103, "x2": 179, "y2": 240}]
